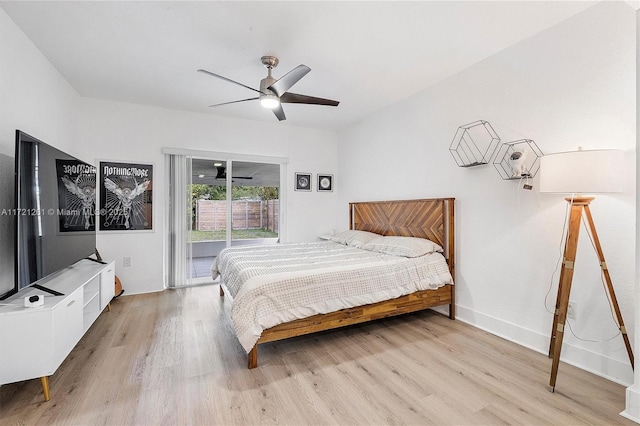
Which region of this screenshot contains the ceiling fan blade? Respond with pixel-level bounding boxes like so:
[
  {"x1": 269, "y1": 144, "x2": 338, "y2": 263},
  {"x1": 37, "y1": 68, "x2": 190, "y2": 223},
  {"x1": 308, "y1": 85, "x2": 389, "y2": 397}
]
[
  {"x1": 215, "y1": 166, "x2": 253, "y2": 179},
  {"x1": 197, "y1": 69, "x2": 263, "y2": 94},
  {"x1": 272, "y1": 103, "x2": 286, "y2": 121},
  {"x1": 216, "y1": 176, "x2": 253, "y2": 180},
  {"x1": 208, "y1": 97, "x2": 259, "y2": 107},
  {"x1": 268, "y1": 64, "x2": 311, "y2": 97},
  {"x1": 280, "y1": 92, "x2": 340, "y2": 106}
]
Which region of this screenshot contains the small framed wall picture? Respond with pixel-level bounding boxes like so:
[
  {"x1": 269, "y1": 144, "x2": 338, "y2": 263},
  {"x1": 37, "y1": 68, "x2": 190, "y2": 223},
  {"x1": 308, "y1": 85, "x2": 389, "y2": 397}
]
[
  {"x1": 295, "y1": 172, "x2": 312, "y2": 191},
  {"x1": 317, "y1": 174, "x2": 333, "y2": 192}
]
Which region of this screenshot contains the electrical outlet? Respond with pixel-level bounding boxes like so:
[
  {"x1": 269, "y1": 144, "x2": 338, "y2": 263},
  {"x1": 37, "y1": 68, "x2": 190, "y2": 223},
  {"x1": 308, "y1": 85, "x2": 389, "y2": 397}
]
[
  {"x1": 123, "y1": 256, "x2": 132, "y2": 268},
  {"x1": 567, "y1": 300, "x2": 578, "y2": 320}
]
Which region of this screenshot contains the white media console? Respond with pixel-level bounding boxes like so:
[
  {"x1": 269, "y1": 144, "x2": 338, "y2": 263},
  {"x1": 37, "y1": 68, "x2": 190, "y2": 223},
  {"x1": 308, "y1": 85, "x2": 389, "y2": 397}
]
[{"x1": 0, "y1": 259, "x2": 115, "y2": 401}]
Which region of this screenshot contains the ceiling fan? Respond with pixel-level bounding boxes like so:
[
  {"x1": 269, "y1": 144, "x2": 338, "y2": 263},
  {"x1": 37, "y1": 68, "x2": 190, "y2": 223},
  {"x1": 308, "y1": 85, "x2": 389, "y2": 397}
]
[
  {"x1": 197, "y1": 56, "x2": 339, "y2": 121},
  {"x1": 214, "y1": 166, "x2": 252, "y2": 181}
]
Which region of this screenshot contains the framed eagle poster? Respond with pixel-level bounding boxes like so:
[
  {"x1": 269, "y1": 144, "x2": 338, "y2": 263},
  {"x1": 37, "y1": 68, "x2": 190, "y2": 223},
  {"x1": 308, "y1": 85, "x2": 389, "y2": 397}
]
[
  {"x1": 56, "y1": 159, "x2": 97, "y2": 232},
  {"x1": 99, "y1": 161, "x2": 153, "y2": 231}
]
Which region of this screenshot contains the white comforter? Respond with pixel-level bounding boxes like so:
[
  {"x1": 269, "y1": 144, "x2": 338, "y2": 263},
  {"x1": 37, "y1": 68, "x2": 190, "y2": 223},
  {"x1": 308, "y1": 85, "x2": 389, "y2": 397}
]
[{"x1": 211, "y1": 241, "x2": 453, "y2": 352}]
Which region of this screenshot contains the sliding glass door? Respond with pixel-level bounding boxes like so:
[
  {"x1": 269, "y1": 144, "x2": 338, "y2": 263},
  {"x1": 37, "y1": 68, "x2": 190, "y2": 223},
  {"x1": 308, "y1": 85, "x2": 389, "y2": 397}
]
[
  {"x1": 167, "y1": 152, "x2": 284, "y2": 288},
  {"x1": 189, "y1": 158, "x2": 280, "y2": 283}
]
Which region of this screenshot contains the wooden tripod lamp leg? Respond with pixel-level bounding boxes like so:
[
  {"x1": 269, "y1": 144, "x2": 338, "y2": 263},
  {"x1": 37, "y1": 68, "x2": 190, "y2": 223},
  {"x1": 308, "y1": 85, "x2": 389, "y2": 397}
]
[
  {"x1": 548, "y1": 197, "x2": 634, "y2": 391},
  {"x1": 549, "y1": 200, "x2": 584, "y2": 391},
  {"x1": 548, "y1": 256, "x2": 568, "y2": 357},
  {"x1": 583, "y1": 205, "x2": 634, "y2": 369}
]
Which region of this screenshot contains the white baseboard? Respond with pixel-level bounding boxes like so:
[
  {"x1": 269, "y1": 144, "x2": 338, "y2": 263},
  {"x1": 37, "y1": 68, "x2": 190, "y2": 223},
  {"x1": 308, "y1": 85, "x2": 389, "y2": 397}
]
[
  {"x1": 621, "y1": 386, "x2": 640, "y2": 423},
  {"x1": 450, "y1": 304, "x2": 633, "y2": 387}
]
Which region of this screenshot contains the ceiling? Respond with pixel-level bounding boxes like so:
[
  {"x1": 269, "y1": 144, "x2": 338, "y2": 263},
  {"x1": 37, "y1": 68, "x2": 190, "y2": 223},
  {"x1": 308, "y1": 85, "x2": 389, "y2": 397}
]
[{"x1": 2, "y1": 1, "x2": 597, "y2": 131}]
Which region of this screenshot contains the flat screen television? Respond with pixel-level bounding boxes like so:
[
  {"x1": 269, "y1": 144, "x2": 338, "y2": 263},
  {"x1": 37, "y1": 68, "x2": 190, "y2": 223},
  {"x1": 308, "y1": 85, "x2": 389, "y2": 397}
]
[
  {"x1": 0, "y1": 153, "x2": 15, "y2": 300},
  {"x1": 0, "y1": 130, "x2": 98, "y2": 300}
]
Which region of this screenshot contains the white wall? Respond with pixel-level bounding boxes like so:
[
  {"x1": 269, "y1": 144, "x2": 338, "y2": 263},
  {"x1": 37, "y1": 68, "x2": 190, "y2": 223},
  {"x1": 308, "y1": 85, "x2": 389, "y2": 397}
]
[
  {"x1": 0, "y1": 8, "x2": 80, "y2": 296},
  {"x1": 338, "y1": 1, "x2": 636, "y2": 385},
  {"x1": 74, "y1": 98, "x2": 339, "y2": 295},
  {"x1": 0, "y1": 8, "x2": 78, "y2": 156}
]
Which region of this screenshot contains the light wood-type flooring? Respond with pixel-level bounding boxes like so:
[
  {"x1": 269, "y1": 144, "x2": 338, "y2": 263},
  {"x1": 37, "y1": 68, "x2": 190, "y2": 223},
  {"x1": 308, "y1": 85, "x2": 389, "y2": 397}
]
[{"x1": 0, "y1": 284, "x2": 633, "y2": 425}]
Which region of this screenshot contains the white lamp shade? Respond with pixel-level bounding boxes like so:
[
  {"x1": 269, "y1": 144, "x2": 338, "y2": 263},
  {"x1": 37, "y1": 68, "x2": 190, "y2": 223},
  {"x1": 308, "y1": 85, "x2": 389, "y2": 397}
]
[{"x1": 539, "y1": 149, "x2": 624, "y2": 194}]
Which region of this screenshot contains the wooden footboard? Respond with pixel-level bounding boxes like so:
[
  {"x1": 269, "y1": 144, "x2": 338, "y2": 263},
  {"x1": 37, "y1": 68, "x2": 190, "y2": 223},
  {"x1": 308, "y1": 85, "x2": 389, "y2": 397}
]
[{"x1": 247, "y1": 284, "x2": 453, "y2": 368}]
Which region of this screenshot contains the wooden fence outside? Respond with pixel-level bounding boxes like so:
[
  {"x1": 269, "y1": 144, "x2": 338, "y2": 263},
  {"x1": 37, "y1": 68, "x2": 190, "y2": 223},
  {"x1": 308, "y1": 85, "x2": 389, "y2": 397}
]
[{"x1": 196, "y1": 200, "x2": 279, "y2": 232}]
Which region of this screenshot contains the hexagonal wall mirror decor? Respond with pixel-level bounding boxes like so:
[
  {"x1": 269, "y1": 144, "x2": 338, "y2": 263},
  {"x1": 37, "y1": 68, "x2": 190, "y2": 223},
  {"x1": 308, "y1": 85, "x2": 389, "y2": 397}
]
[
  {"x1": 493, "y1": 139, "x2": 543, "y2": 180},
  {"x1": 449, "y1": 120, "x2": 501, "y2": 167}
]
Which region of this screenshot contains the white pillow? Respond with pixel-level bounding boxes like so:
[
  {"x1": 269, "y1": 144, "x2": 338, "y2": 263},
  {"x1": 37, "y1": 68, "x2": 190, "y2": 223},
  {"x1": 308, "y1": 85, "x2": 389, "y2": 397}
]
[
  {"x1": 330, "y1": 230, "x2": 380, "y2": 248},
  {"x1": 362, "y1": 236, "x2": 442, "y2": 258}
]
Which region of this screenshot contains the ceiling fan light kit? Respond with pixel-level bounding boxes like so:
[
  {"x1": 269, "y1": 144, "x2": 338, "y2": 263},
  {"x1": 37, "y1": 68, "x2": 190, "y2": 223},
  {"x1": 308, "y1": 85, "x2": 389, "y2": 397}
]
[
  {"x1": 259, "y1": 94, "x2": 280, "y2": 109},
  {"x1": 198, "y1": 55, "x2": 339, "y2": 121}
]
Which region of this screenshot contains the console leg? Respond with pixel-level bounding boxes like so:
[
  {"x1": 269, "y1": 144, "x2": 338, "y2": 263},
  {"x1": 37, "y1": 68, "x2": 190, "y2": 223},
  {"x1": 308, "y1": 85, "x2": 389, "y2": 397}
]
[
  {"x1": 107, "y1": 303, "x2": 111, "y2": 312},
  {"x1": 40, "y1": 376, "x2": 50, "y2": 401}
]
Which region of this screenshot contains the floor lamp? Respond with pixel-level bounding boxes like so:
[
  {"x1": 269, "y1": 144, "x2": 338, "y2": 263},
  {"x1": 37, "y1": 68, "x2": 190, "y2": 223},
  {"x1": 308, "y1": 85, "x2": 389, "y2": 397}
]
[{"x1": 539, "y1": 149, "x2": 633, "y2": 391}]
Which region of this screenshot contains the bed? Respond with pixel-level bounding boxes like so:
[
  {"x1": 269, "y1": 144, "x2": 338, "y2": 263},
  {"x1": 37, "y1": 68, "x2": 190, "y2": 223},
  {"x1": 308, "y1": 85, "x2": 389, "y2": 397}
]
[{"x1": 212, "y1": 198, "x2": 455, "y2": 369}]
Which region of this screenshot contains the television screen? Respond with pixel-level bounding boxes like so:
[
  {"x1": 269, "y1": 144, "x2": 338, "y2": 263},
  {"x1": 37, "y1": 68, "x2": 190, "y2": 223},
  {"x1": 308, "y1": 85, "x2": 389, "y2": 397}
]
[
  {"x1": 15, "y1": 130, "x2": 97, "y2": 292},
  {"x1": 0, "y1": 153, "x2": 15, "y2": 300}
]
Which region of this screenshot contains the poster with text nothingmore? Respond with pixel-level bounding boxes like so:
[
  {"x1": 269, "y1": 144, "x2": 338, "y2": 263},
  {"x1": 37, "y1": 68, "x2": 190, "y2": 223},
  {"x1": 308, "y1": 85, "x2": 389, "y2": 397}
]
[{"x1": 99, "y1": 161, "x2": 152, "y2": 231}]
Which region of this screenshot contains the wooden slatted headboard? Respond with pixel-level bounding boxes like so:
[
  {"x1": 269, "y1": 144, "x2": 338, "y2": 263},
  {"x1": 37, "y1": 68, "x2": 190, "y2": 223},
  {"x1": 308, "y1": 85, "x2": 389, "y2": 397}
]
[{"x1": 349, "y1": 198, "x2": 455, "y2": 278}]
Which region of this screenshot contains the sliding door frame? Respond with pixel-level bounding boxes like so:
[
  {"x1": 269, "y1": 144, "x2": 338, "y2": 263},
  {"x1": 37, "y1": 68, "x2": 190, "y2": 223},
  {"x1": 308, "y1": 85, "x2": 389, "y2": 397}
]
[{"x1": 163, "y1": 147, "x2": 288, "y2": 288}]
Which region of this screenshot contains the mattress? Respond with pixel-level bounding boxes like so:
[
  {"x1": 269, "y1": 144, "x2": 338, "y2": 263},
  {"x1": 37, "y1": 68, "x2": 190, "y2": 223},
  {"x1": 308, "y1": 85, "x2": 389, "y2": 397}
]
[{"x1": 211, "y1": 240, "x2": 453, "y2": 352}]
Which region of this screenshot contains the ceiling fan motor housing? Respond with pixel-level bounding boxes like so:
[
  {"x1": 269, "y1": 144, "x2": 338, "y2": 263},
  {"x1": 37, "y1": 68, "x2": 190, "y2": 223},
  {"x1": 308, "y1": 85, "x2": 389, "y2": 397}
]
[
  {"x1": 260, "y1": 77, "x2": 277, "y2": 95},
  {"x1": 259, "y1": 76, "x2": 278, "y2": 106},
  {"x1": 260, "y1": 55, "x2": 279, "y2": 101}
]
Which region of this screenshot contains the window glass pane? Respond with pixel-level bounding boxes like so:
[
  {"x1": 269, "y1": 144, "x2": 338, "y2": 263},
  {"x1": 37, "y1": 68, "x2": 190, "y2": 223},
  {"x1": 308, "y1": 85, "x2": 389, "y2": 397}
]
[{"x1": 230, "y1": 161, "x2": 279, "y2": 247}]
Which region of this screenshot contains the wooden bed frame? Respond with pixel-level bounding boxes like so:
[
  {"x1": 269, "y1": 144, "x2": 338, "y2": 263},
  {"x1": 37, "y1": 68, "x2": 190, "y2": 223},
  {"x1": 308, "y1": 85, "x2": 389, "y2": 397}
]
[{"x1": 220, "y1": 198, "x2": 455, "y2": 369}]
